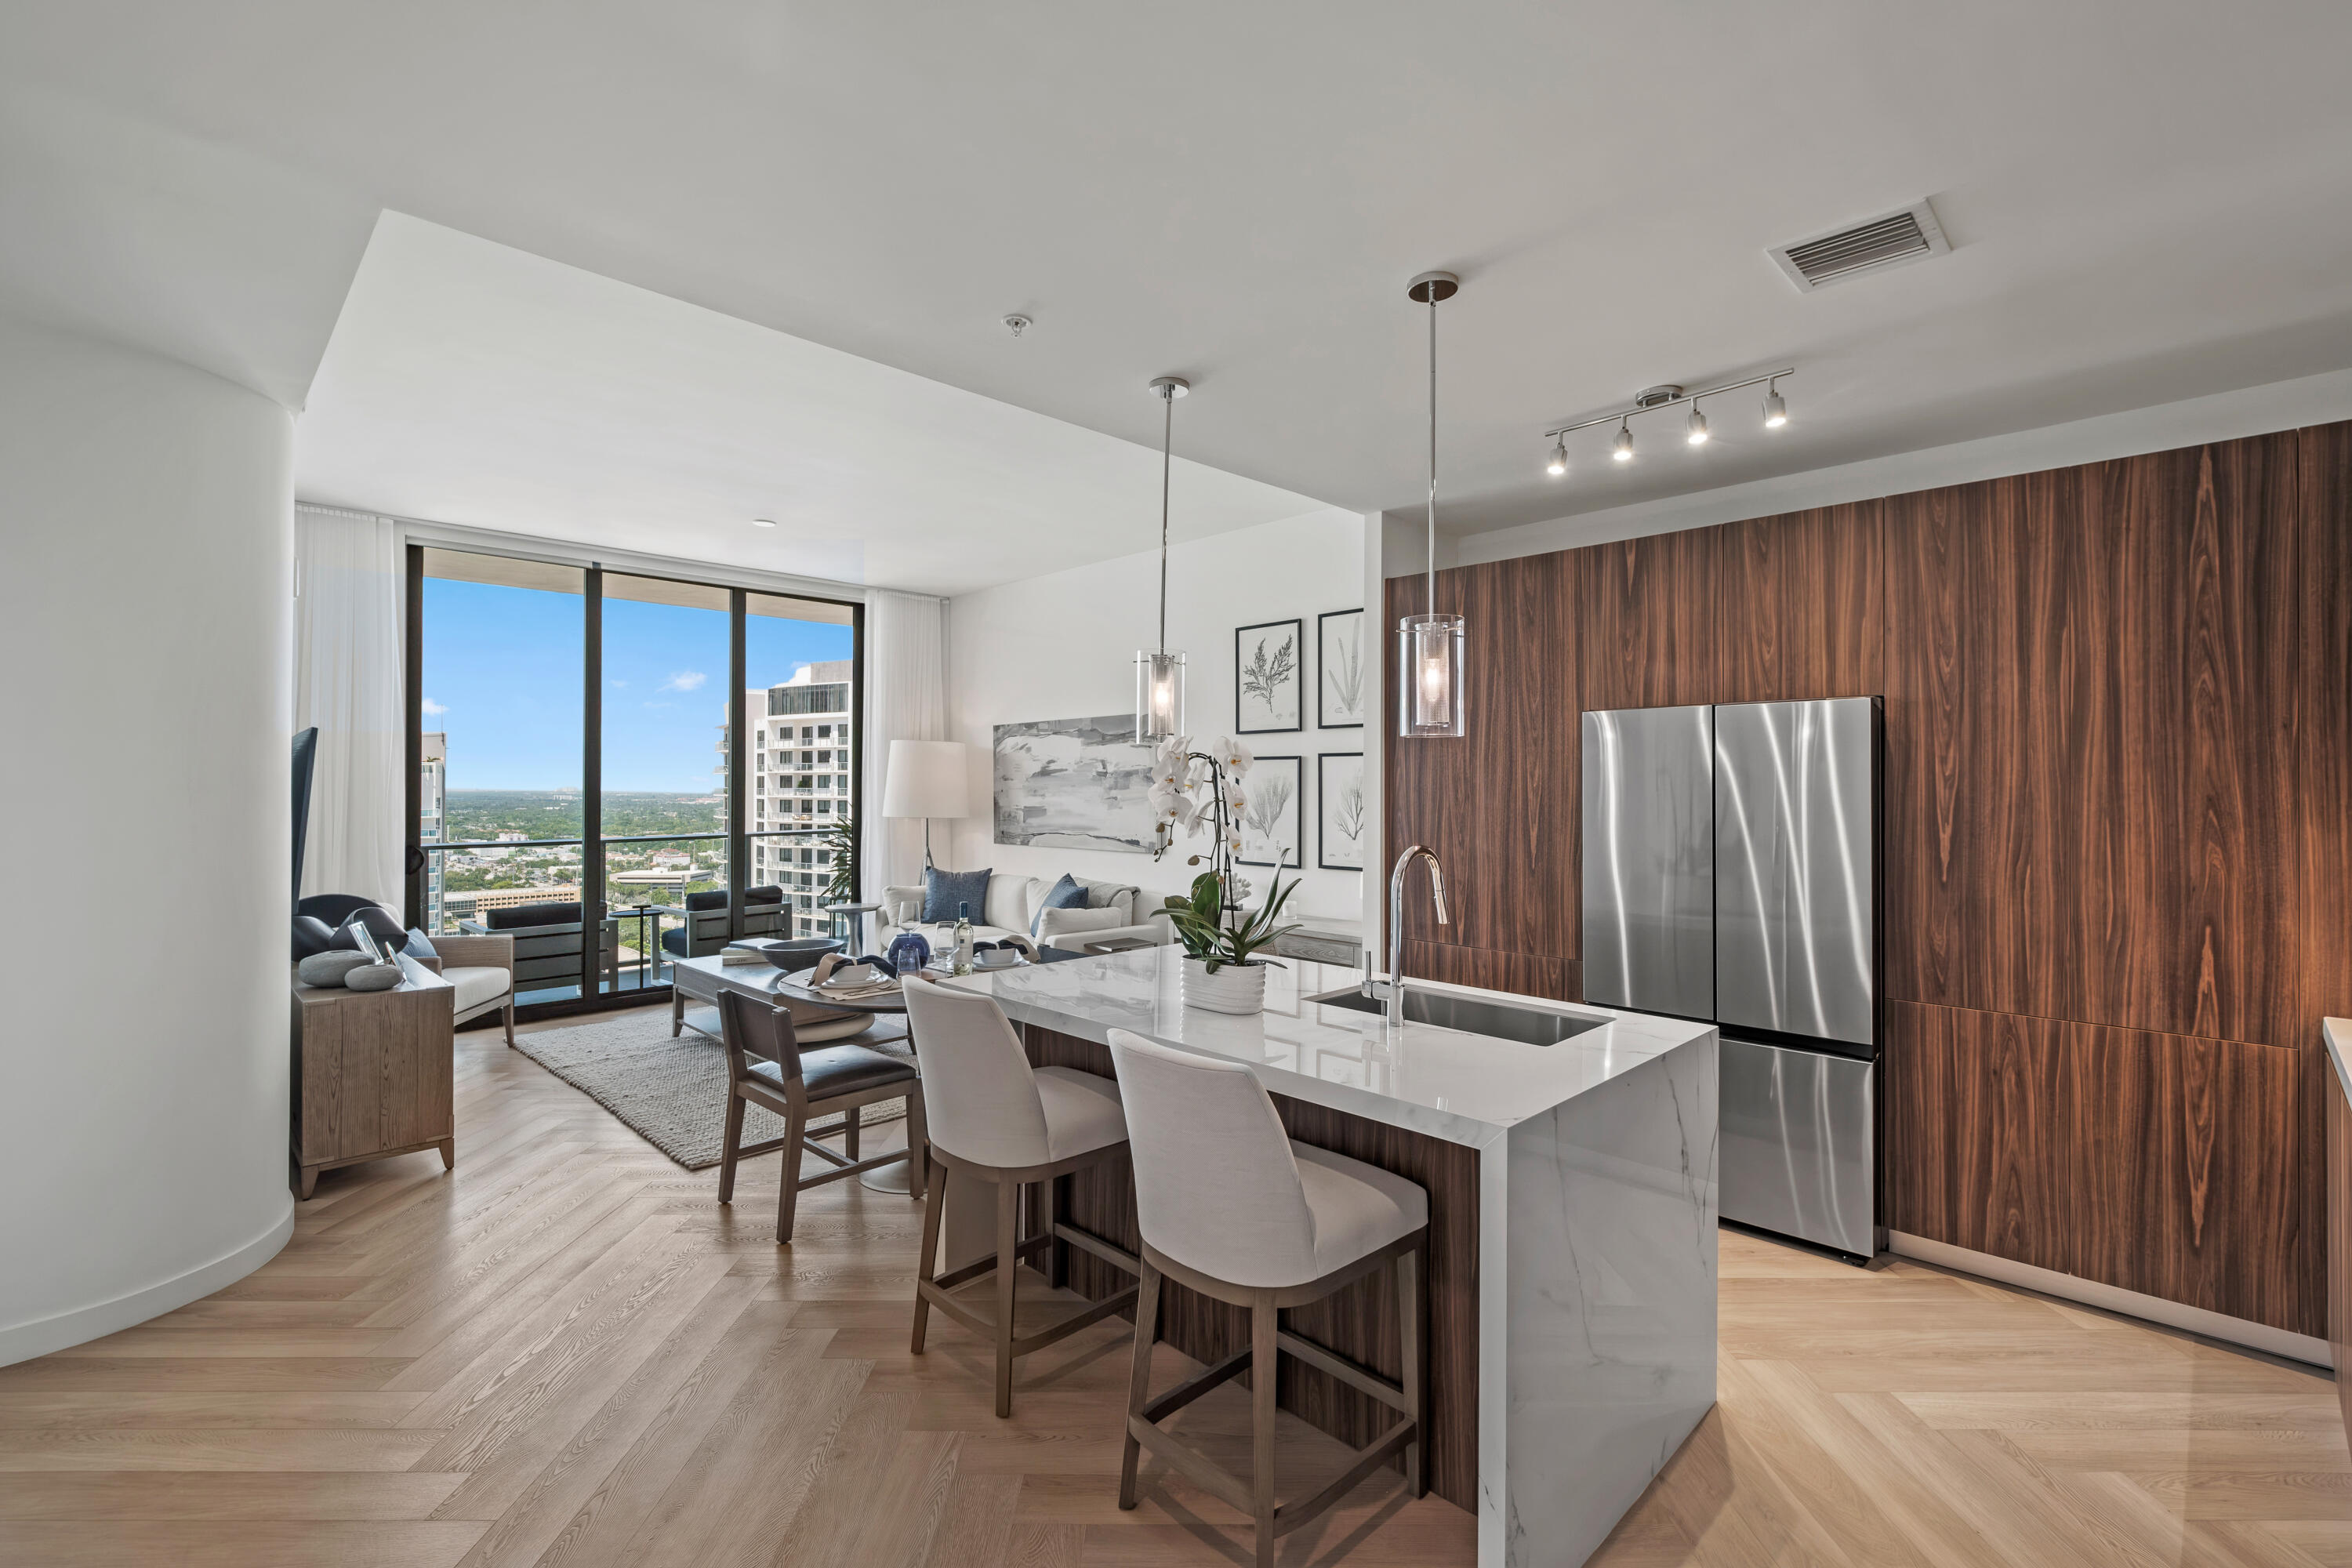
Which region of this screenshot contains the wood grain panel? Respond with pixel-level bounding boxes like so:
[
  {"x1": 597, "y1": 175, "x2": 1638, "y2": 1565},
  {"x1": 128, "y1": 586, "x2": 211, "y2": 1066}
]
[
  {"x1": 2299, "y1": 423, "x2": 2352, "y2": 1347},
  {"x1": 1885, "y1": 1000, "x2": 2308, "y2": 1333},
  {"x1": 1382, "y1": 552, "x2": 1577, "y2": 986},
  {"x1": 1577, "y1": 526, "x2": 1721, "y2": 711},
  {"x1": 1883, "y1": 436, "x2": 2304, "y2": 1047},
  {"x1": 1399, "y1": 940, "x2": 1576, "y2": 1002},
  {"x1": 1712, "y1": 501, "x2": 1882, "y2": 702},
  {"x1": 1024, "y1": 1025, "x2": 1481, "y2": 1508}
]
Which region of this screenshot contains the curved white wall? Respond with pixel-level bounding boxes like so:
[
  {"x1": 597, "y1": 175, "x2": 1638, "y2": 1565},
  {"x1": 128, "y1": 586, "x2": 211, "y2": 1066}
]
[{"x1": 0, "y1": 315, "x2": 296, "y2": 1363}]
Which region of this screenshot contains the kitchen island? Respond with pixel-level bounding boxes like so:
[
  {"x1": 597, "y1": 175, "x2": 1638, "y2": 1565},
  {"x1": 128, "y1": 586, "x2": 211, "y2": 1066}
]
[{"x1": 939, "y1": 946, "x2": 1718, "y2": 1568}]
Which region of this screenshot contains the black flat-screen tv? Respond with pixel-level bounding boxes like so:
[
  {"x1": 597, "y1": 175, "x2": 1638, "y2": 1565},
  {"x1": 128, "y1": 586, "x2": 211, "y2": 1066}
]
[{"x1": 292, "y1": 727, "x2": 318, "y2": 902}]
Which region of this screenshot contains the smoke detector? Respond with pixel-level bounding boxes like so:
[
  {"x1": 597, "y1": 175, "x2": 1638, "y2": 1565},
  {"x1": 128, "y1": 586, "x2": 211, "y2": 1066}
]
[{"x1": 1769, "y1": 199, "x2": 1949, "y2": 292}]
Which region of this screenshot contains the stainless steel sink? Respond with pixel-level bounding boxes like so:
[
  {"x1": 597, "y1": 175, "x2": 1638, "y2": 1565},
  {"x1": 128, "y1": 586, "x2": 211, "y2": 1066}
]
[{"x1": 1306, "y1": 985, "x2": 1607, "y2": 1047}]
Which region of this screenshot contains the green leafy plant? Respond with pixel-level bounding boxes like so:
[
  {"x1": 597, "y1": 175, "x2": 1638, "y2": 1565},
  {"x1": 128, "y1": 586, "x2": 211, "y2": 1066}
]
[
  {"x1": 1164, "y1": 869, "x2": 1303, "y2": 974},
  {"x1": 822, "y1": 816, "x2": 858, "y2": 906}
]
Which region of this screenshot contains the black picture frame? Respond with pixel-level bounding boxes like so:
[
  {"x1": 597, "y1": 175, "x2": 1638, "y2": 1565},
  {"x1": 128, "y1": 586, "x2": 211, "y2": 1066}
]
[
  {"x1": 1316, "y1": 608, "x2": 1366, "y2": 729},
  {"x1": 1234, "y1": 617, "x2": 1304, "y2": 735},
  {"x1": 1316, "y1": 751, "x2": 1367, "y2": 871},
  {"x1": 1236, "y1": 754, "x2": 1303, "y2": 868}
]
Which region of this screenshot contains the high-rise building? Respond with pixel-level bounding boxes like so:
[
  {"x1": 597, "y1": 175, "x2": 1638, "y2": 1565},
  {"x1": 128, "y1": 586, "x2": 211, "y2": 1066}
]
[
  {"x1": 724, "y1": 662, "x2": 854, "y2": 938},
  {"x1": 420, "y1": 731, "x2": 448, "y2": 931}
]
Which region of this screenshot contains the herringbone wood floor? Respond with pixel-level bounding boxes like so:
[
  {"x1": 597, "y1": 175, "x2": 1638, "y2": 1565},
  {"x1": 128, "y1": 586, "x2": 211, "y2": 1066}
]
[{"x1": 2, "y1": 1011, "x2": 2348, "y2": 1567}]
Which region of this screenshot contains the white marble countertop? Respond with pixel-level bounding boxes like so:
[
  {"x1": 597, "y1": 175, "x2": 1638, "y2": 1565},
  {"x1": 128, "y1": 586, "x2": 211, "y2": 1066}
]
[
  {"x1": 940, "y1": 946, "x2": 1714, "y2": 1148},
  {"x1": 2323, "y1": 1019, "x2": 2352, "y2": 1102}
]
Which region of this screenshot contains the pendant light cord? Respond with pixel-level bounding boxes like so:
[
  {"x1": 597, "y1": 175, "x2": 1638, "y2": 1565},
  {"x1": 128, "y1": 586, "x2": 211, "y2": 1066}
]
[
  {"x1": 1159, "y1": 390, "x2": 1172, "y2": 655},
  {"x1": 1425, "y1": 293, "x2": 1438, "y2": 619}
]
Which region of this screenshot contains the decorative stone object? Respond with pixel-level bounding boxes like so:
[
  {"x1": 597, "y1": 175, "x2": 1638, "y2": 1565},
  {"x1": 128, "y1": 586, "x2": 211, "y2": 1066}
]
[
  {"x1": 297, "y1": 951, "x2": 373, "y2": 989},
  {"x1": 344, "y1": 961, "x2": 402, "y2": 993}
]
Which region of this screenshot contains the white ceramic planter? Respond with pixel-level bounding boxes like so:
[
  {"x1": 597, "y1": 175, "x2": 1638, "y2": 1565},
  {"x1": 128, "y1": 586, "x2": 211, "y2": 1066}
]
[{"x1": 1181, "y1": 956, "x2": 1269, "y2": 1014}]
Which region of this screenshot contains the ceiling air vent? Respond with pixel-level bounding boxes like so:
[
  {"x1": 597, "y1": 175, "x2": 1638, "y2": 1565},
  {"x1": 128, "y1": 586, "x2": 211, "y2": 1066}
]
[{"x1": 1769, "y1": 199, "x2": 1948, "y2": 292}]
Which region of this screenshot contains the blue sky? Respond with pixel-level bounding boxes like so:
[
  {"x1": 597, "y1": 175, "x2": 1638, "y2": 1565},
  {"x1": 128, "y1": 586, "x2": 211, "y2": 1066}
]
[{"x1": 422, "y1": 579, "x2": 853, "y2": 791}]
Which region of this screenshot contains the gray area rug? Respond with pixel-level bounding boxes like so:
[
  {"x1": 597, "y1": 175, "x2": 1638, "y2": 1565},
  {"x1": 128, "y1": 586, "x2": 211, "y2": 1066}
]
[{"x1": 513, "y1": 1007, "x2": 911, "y2": 1171}]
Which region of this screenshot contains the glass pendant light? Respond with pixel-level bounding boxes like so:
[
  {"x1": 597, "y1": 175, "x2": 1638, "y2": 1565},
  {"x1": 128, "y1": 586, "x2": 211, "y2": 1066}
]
[
  {"x1": 1134, "y1": 376, "x2": 1189, "y2": 739},
  {"x1": 1399, "y1": 272, "x2": 1466, "y2": 739}
]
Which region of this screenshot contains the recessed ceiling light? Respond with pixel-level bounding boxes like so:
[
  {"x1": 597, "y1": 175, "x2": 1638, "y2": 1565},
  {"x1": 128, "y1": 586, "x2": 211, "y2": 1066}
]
[{"x1": 750, "y1": 517, "x2": 777, "y2": 528}]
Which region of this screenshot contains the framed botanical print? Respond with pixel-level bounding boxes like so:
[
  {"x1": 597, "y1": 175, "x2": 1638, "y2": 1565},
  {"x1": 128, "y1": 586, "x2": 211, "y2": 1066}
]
[
  {"x1": 1234, "y1": 617, "x2": 1303, "y2": 734},
  {"x1": 1236, "y1": 754, "x2": 1303, "y2": 869},
  {"x1": 1317, "y1": 752, "x2": 1367, "y2": 870},
  {"x1": 1316, "y1": 608, "x2": 1366, "y2": 728}
]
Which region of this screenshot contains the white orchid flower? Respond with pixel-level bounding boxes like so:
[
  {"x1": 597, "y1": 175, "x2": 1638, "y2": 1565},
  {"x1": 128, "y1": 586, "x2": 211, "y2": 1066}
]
[
  {"x1": 1154, "y1": 733, "x2": 1190, "y2": 771},
  {"x1": 1146, "y1": 779, "x2": 1183, "y2": 821},
  {"x1": 1173, "y1": 795, "x2": 1207, "y2": 833},
  {"x1": 1217, "y1": 736, "x2": 1253, "y2": 775}
]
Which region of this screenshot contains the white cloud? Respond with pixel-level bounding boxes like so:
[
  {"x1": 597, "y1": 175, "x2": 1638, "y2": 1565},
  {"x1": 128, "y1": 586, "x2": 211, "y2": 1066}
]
[
  {"x1": 610, "y1": 678, "x2": 629, "y2": 688},
  {"x1": 421, "y1": 698, "x2": 447, "y2": 716},
  {"x1": 659, "y1": 670, "x2": 707, "y2": 693}
]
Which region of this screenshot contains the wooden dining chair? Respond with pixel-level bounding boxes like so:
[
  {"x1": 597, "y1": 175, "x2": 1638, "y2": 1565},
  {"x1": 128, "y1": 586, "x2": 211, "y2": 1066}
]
[{"x1": 715, "y1": 987, "x2": 927, "y2": 1243}]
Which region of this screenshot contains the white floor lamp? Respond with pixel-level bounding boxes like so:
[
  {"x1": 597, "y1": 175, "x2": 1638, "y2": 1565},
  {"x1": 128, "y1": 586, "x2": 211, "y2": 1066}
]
[{"x1": 882, "y1": 739, "x2": 971, "y2": 871}]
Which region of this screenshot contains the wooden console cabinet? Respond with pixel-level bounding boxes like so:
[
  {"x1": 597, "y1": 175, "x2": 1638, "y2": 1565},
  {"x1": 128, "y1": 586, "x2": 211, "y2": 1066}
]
[{"x1": 290, "y1": 956, "x2": 455, "y2": 1198}]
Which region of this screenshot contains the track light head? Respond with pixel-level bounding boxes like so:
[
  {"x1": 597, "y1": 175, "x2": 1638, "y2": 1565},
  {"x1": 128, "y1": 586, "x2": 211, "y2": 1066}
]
[
  {"x1": 1612, "y1": 420, "x2": 1635, "y2": 461},
  {"x1": 1686, "y1": 402, "x2": 1710, "y2": 445},
  {"x1": 1762, "y1": 380, "x2": 1788, "y2": 428},
  {"x1": 1546, "y1": 437, "x2": 1568, "y2": 477}
]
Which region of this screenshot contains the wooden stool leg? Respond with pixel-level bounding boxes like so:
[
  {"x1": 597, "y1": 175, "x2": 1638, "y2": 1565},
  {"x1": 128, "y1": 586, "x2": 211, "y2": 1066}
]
[
  {"x1": 844, "y1": 1105, "x2": 861, "y2": 1162},
  {"x1": 1045, "y1": 1175, "x2": 1069, "y2": 1289},
  {"x1": 775, "y1": 1099, "x2": 808, "y2": 1244},
  {"x1": 1119, "y1": 1258, "x2": 1162, "y2": 1510},
  {"x1": 911, "y1": 1159, "x2": 947, "y2": 1353},
  {"x1": 1400, "y1": 1236, "x2": 1426, "y2": 1498},
  {"x1": 717, "y1": 1091, "x2": 746, "y2": 1204},
  {"x1": 994, "y1": 1174, "x2": 1021, "y2": 1418},
  {"x1": 906, "y1": 1087, "x2": 927, "y2": 1197},
  {"x1": 1250, "y1": 1291, "x2": 1278, "y2": 1568}
]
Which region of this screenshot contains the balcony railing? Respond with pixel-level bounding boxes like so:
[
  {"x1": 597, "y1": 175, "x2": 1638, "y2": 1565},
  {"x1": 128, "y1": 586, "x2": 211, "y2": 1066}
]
[{"x1": 421, "y1": 826, "x2": 847, "y2": 1005}]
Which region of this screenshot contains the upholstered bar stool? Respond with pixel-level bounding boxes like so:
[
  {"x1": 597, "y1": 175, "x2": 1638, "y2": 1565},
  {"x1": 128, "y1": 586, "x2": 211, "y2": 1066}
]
[
  {"x1": 1106, "y1": 1027, "x2": 1428, "y2": 1568},
  {"x1": 902, "y1": 981, "x2": 1142, "y2": 1417},
  {"x1": 714, "y1": 989, "x2": 926, "y2": 1243}
]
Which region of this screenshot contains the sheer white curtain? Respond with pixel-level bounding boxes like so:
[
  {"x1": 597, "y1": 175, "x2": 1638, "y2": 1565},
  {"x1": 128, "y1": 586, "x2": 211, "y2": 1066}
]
[
  {"x1": 294, "y1": 505, "x2": 405, "y2": 910},
  {"x1": 862, "y1": 589, "x2": 948, "y2": 899}
]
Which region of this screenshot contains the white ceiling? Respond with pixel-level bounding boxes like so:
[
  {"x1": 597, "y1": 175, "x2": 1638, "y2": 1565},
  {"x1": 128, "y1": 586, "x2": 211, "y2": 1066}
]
[
  {"x1": 299, "y1": 213, "x2": 1341, "y2": 596},
  {"x1": 6, "y1": 0, "x2": 2352, "y2": 565}
]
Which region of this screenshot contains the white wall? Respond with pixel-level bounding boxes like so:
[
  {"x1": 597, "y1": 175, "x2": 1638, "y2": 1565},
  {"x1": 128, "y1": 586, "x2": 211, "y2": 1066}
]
[
  {"x1": 946, "y1": 507, "x2": 1367, "y2": 924},
  {"x1": 0, "y1": 314, "x2": 296, "y2": 1364}
]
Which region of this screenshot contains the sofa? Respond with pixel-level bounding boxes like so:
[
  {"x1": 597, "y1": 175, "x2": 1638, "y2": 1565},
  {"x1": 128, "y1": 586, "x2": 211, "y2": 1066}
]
[{"x1": 878, "y1": 872, "x2": 1175, "y2": 954}]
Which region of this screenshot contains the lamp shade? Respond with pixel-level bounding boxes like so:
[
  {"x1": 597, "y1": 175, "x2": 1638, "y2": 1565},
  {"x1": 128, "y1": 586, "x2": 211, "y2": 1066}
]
[{"x1": 881, "y1": 739, "x2": 971, "y2": 819}]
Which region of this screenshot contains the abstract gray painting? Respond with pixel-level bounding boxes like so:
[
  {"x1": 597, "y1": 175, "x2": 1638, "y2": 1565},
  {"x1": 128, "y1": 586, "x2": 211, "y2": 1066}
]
[{"x1": 992, "y1": 714, "x2": 1159, "y2": 855}]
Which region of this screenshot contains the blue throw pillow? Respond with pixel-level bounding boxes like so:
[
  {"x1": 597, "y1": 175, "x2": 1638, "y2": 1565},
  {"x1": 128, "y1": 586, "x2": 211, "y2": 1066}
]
[
  {"x1": 1031, "y1": 873, "x2": 1089, "y2": 936},
  {"x1": 405, "y1": 928, "x2": 439, "y2": 962},
  {"x1": 922, "y1": 866, "x2": 991, "y2": 924}
]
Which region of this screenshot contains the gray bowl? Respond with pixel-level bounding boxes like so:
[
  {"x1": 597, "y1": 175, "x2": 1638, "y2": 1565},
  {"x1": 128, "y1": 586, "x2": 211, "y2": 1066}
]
[{"x1": 762, "y1": 937, "x2": 844, "y2": 971}]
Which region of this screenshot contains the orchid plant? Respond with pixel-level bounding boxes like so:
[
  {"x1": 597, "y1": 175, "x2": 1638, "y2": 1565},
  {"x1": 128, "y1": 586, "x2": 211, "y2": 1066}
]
[{"x1": 1145, "y1": 734, "x2": 1254, "y2": 912}]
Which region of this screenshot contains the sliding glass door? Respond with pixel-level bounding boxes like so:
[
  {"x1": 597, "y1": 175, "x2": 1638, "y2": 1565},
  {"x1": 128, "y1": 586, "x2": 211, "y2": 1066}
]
[{"x1": 408, "y1": 547, "x2": 859, "y2": 1013}]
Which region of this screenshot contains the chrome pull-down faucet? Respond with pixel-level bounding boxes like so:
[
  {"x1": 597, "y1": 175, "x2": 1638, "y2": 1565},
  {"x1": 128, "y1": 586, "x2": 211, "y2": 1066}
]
[{"x1": 1382, "y1": 844, "x2": 1450, "y2": 1029}]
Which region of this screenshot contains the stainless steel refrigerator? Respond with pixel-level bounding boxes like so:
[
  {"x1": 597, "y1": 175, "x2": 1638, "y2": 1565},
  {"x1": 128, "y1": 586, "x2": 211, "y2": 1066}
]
[{"x1": 1581, "y1": 698, "x2": 1879, "y2": 1260}]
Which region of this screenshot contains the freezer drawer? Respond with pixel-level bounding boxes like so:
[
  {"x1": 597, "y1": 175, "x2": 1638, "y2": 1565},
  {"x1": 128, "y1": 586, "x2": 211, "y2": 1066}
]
[
  {"x1": 1714, "y1": 698, "x2": 1876, "y2": 1047},
  {"x1": 1719, "y1": 1036, "x2": 1875, "y2": 1258},
  {"x1": 1581, "y1": 704, "x2": 1715, "y2": 1019}
]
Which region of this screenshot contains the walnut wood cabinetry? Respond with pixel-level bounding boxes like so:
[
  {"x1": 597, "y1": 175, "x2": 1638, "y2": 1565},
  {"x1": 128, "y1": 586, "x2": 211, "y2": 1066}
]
[
  {"x1": 1385, "y1": 423, "x2": 2352, "y2": 1338},
  {"x1": 290, "y1": 958, "x2": 456, "y2": 1198}
]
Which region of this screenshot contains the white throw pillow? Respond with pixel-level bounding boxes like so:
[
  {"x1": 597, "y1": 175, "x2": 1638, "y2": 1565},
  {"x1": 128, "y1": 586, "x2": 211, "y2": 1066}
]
[
  {"x1": 982, "y1": 873, "x2": 1030, "y2": 932},
  {"x1": 1073, "y1": 878, "x2": 1139, "y2": 924},
  {"x1": 1036, "y1": 906, "x2": 1126, "y2": 943}
]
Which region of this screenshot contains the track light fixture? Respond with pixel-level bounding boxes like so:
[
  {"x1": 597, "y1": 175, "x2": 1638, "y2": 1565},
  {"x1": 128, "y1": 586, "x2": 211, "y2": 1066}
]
[{"x1": 1541, "y1": 368, "x2": 1796, "y2": 477}]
